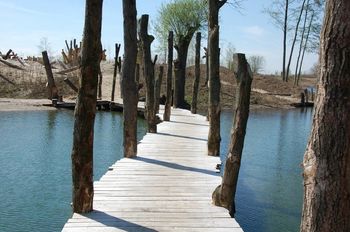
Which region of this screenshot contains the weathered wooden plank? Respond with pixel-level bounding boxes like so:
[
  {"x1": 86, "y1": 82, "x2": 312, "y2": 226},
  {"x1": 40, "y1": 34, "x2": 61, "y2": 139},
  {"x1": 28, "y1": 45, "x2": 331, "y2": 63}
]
[{"x1": 62, "y1": 108, "x2": 242, "y2": 231}]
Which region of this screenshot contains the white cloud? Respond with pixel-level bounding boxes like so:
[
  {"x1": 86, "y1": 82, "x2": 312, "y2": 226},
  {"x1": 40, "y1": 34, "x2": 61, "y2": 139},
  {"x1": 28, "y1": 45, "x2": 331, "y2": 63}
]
[
  {"x1": 243, "y1": 26, "x2": 265, "y2": 37},
  {"x1": 0, "y1": 1, "x2": 45, "y2": 15}
]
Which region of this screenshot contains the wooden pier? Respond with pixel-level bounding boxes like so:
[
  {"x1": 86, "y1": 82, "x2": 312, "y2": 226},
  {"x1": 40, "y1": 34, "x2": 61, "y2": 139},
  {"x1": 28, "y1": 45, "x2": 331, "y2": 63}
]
[{"x1": 62, "y1": 108, "x2": 243, "y2": 231}]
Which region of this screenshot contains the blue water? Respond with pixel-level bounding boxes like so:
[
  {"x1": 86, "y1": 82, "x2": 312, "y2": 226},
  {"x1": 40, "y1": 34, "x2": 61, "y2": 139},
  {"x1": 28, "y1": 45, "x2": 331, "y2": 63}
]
[
  {"x1": 220, "y1": 108, "x2": 313, "y2": 232},
  {"x1": 0, "y1": 108, "x2": 313, "y2": 232},
  {"x1": 0, "y1": 110, "x2": 147, "y2": 232}
]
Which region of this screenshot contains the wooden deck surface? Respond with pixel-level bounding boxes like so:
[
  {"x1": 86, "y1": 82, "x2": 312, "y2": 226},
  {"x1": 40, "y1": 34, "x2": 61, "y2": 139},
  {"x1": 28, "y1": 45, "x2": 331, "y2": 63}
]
[{"x1": 62, "y1": 108, "x2": 243, "y2": 232}]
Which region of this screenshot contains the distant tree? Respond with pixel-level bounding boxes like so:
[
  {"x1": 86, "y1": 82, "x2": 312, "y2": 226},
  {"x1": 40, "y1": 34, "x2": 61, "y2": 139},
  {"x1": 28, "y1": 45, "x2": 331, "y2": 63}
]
[
  {"x1": 71, "y1": 0, "x2": 103, "y2": 213},
  {"x1": 300, "y1": 0, "x2": 350, "y2": 231},
  {"x1": 224, "y1": 43, "x2": 236, "y2": 70},
  {"x1": 248, "y1": 55, "x2": 265, "y2": 74},
  {"x1": 266, "y1": 0, "x2": 324, "y2": 82},
  {"x1": 154, "y1": 0, "x2": 207, "y2": 108},
  {"x1": 38, "y1": 37, "x2": 53, "y2": 58}
]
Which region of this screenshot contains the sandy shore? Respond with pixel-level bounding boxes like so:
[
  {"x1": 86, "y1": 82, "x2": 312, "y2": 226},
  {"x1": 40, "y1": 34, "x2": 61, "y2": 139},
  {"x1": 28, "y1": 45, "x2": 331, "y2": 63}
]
[{"x1": 0, "y1": 98, "x2": 56, "y2": 112}]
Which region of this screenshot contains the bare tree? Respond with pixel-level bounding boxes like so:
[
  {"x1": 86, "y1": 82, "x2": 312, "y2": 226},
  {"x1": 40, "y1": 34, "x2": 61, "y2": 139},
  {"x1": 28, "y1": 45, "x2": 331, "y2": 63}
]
[
  {"x1": 300, "y1": 0, "x2": 350, "y2": 231},
  {"x1": 71, "y1": 0, "x2": 103, "y2": 213},
  {"x1": 248, "y1": 55, "x2": 265, "y2": 74}
]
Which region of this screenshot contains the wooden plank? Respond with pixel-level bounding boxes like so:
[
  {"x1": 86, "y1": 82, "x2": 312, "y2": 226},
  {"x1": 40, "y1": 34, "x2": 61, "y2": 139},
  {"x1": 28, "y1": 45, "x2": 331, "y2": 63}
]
[{"x1": 62, "y1": 108, "x2": 242, "y2": 231}]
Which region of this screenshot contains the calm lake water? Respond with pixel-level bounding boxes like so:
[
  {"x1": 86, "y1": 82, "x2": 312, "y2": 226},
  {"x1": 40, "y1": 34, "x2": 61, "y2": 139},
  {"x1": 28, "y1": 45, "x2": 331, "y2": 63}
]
[
  {"x1": 0, "y1": 108, "x2": 312, "y2": 232},
  {"x1": 221, "y1": 108, "x2": 313, "y2": 232}
]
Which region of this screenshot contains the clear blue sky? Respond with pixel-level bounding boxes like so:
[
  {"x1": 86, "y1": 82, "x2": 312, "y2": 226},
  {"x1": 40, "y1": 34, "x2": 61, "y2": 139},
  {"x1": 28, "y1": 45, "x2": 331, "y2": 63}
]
[{"x1": 0, "y1": 0, "x2": 319, "y2": 74}]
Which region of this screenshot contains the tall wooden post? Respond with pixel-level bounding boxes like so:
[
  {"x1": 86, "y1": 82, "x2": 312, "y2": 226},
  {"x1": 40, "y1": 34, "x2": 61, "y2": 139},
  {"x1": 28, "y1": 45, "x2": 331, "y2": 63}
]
[
  {"x1": 122, "y1": 0, "x2": 138, "y2": 158},
  {"x1": 208, "y1": 0, "x2": 226, "y2": 156},
  {"x1": 163, "y1": 31, "x2": 174, "y2": 121},
  {"x1": 155, "y1": 66, "x2": 164, "y2": 113},
  {"x1": 139, "y1": 15, "x2": 157, "y2": 133},
  {"x1": 71, "y1": 0, "x2": 103, "y2": 213},
  {"x1": 212, "y1": 53, "x2": 252, "y2": 217},
  {"x1": 42, "y1": 50, "x2": 59, "y2": 100},
  {"x1": 191, "y1": 32, "x2": 201, "y2": 114},
  {"x1": 111, "y1": 43, "x2": 121, "y2": 102}
]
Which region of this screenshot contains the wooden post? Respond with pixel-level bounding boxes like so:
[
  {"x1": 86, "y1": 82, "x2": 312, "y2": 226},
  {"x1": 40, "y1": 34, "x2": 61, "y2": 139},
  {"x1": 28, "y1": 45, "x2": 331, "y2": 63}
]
[
  {"x1": 155, "y1": 66, "x2": 164, "y2": 113},
  {"x1": 173, "y1": 60, "x2": 181, "y2": 108},
  {"x1": 64, "y1": 78, "x2": 78, "y2": 93},
  {"x1": 203, "y1": 47, "x2": 209, "y2": 87},
  {"x1": 71, "y1": 0, "x2": 103, "y2": 213},
  {"x1": 98, "y1": 66, "x2": 103, "y2": 99},
  {"x1": 212, "y1": 53, "x2": 252, "y2": 217},
  {"x1": 0, "y1": 73, "x2": 16, "y2": 85},
  {"x1": 139, "y1": 14, "x2": 157, "y2": 133},
  {"x1": 111, "y1": 43, "x2": 121, "y2": 101},
  {"x1": 163, "y1": 31, "x2": 174, "y2": 121},
  {"x1": 42, "y1": 50, "x2": 59, "y2": 100},
  {"x1": 122, "y1": 0, "x2": 139, "y2": 158},
  {"x1": 208, "y1": 0, "x2": 226, "y2": 156},
  {"x1": 191, "y1": 32, "x2": 201, "y2": 114}
]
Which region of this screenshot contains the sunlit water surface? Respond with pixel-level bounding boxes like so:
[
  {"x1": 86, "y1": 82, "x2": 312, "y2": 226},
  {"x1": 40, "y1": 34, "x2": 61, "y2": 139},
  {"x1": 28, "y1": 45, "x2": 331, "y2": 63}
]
[{"x1": 0, "y1": 108, "x2": 312, "y2": 232}]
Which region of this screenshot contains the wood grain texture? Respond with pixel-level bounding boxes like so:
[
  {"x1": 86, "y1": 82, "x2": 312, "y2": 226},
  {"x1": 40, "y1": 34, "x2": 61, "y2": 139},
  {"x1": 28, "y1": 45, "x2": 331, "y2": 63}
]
[{"x1": 62, "y1": 107, "x2": 243, "y2": 231}]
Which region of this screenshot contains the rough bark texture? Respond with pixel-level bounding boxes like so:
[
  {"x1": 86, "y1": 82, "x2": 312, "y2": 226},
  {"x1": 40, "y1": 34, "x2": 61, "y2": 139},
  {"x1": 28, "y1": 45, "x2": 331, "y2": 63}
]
[
  {"x1": 122, "y1": 0, "x2": 138, "y2": 158},
  {"x1": 155, "y1": 66, "x2": 164, "y2": 113},
  {"x1": 208, "y1": 0, "x2": 225, "y2": 156},
  {"x1": 139, "y1": 15, "x2": 157, "y2": 133},
  {"x1": 212, "y1": 53, "x2": 252, "y2": 217},
  {"x1": 111, "y1": 43, "x2": 121, "y2": 101},
  {"x1": 300, "y1": 1, "x2": 350, "y2": 231},
  {"x1": 71, "y1": 0, "x2": 103, "y2": 213},
  {"x1": 191, "y1": 32, "x2": 201, "y2": 114},
  {"x1": 42, "y1": 50, "x2": 58, "y2": 100},
  {"x1": 173, "y1": 60, "x2": 181, "y2": 108},
  {"x1": 174, "y1": 39, "x2": 191, "y2": 108},
  {"x1": 163, "y1": 31, "x2": 173, "y2": 121}
]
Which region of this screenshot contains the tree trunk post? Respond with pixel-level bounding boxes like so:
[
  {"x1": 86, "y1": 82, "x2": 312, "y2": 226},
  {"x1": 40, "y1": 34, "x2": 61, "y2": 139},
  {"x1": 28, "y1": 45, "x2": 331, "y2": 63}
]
[
  {"x1": 42, "y1": 50, "x2": 59, "y2": 100},
  {"x1": 175, "y1": 41, "x2": 190, "y2": 108},
  {"x1": 155, "y1": 66, "x2": 164, "y2": 113},
  {"x1": 71, "y1": 0, "x2": 103, "y2": 213},
  {"x1": 111, "y1": 43, "x2": 121, "y2": 101},
  {"x1": 163, "y1": 31, "x2": 174, "y2": 121},
  {"x1": 191, "y1": 32, "x2": 201, "y2": 114},
  {"x1": 212, "y1": 53, "x2": 252, "y2": 217},
  {"x1": 98, "y1": 65, "x2": 103, "y2": 99},
  {"x1": 139, "y1": 15, "x2": 157, "y2": 133},
  {"x1": 208, "y1": 0, "x2": 226, "y2": 156},
  {"x1": 64, "y1": 77, "x2": 78, "y2": 93},
  {"x1": 173, "y1": 59, "x2": 181, "y2": 108},
  {"x1": 122, "y1": 0, "x2": 138, "y2": 158},
  {"x1": 300, "y1": 1, "x2": 350, "y2": 231}
]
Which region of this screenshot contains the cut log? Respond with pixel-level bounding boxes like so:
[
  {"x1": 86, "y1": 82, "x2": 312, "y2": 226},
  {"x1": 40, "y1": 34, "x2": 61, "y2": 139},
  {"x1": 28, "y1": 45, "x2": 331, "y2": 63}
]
[
  {"x1": 64, "y1": 78, "x2": 78, "y2": 93},
  {"x1": 42, "y1": 51, "x2": 59, "y2": 100},
  {"x1": 155, "y1": 66, "x2": 164, "y2": 113},
  {"x1": 111, "y1": 43, "x2": 121, "y2": 101},
  {"x1": 0, "y1": 57, "x2": 25, "y2": 70},
  {"x1": 191, "y1": 32, "x2": 201, "y2": 114},
  {"x1": 0, "y1": 73, "x2": 16, "y2": 85},
  {"x1": 163, "y1": 31, "x2": 174, "y2": 121},
  {"x1": 55, "y1": 66, "x2": 80, "y2": 75},
  {"x1": 212, "y1": 53, "x2": 252, "y2": 217}
]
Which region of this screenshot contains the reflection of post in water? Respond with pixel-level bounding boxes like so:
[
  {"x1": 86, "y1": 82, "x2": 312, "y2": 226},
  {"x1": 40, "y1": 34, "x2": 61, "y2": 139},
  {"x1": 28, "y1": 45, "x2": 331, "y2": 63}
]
[{"x1": 45, "y1": 111, "x2": 57, "y2": 140}]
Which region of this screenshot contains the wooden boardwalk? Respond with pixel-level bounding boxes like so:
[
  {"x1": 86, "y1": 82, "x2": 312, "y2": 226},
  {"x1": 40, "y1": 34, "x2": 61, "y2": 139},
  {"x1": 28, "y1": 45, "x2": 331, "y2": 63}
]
[{"x1": 62, "y1": 108, "x2": 243, "y2": 232}]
